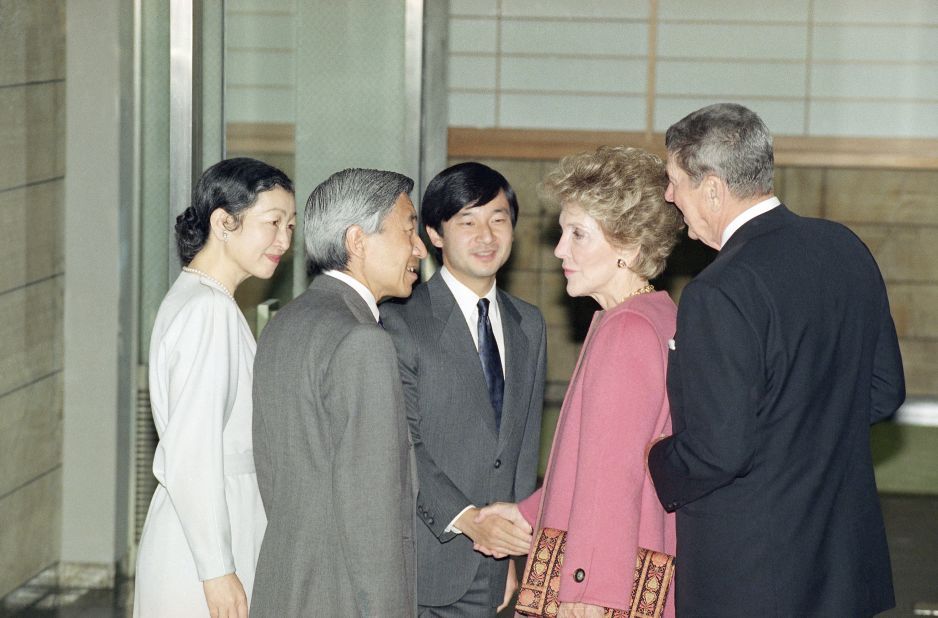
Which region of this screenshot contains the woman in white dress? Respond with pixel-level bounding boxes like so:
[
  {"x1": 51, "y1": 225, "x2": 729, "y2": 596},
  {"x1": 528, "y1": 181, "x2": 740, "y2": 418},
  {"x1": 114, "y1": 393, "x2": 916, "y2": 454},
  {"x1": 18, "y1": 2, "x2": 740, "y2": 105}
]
[{"x1": 134, "y1": 158, "x2": 295, "y2": 618}]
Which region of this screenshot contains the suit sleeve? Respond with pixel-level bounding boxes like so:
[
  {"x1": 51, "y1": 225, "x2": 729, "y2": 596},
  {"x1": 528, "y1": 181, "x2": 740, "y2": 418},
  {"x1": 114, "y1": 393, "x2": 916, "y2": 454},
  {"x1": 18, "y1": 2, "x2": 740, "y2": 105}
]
[
  {"x1": 648, "y1": 280, "x2": 761, "y2": 512},
  {"x1": 327, "y1": 324, "x2": 411, "y2": 614},
  {"x1": 870, "y1": 290, "x2": 905, "y2": 423},
  {"x1": 252, "y1": 329, "x2": 273, "y2": 516},
  {"x1": 557, "y1": 313, "x2": 668, "y2": 609},
  {"x1": 152, "y1": 291, "x2": 238, "y2": 580},
  {"x1": 514, "y1": 313, "x2": 547, "y2": 501},
  {"x1": 517, "y1": 487, "x2": 541, "y2": 527},
  {"x1": 381, "y1": 307, "x2": 472, "y2": 541}
]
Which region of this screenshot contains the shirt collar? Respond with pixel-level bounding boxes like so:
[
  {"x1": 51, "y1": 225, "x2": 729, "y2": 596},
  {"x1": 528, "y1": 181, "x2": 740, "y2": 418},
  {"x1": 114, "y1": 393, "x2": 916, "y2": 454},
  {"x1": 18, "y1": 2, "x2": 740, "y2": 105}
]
[
  {"x1": 721, "y1": 196, "x2": 781, "y2": 247},
  {"x1": 323, "y1": 270, "x2": 380, "y2": 322},
  {"x1": 440, "y1": 266, "x2": 498, "y2": 320}
]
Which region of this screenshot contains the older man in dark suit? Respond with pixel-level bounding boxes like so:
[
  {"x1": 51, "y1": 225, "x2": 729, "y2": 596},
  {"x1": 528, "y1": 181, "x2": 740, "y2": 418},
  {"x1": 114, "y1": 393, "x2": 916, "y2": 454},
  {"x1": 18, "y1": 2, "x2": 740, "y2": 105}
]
[
  {"x1": 251, "y1": 168, "x2": 427, "y2": 617},
  {"x1": 382, "y1": 162, "x2": 546, "y2": 616},
  {"x1": 647, "y1": 103, "x2": 905, "y2": 617}
]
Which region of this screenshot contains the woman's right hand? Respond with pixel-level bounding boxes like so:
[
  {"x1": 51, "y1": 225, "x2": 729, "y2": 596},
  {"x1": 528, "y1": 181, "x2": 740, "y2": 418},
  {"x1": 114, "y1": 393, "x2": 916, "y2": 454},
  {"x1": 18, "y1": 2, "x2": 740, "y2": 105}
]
[
  {"x1": 202, "y1": 573, "x2": 248, "y2": 618},
  {"x1": 468, "y1": 502, "x2": 533, "y2": 558}
]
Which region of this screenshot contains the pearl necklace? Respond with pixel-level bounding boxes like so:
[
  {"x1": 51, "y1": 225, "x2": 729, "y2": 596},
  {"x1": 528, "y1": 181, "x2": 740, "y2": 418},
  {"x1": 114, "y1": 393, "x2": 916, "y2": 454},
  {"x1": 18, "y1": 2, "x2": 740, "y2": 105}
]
[
  {"x1": 628, "y1": 283, "x2": 655, "y2": 297},
  {"x1": 182, "y1": 266, "x2": 235, "y2": 300}
]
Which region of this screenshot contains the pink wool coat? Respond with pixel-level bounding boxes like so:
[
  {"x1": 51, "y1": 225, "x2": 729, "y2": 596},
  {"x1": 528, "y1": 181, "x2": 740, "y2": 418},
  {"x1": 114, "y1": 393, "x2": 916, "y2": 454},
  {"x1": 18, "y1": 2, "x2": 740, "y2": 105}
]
[{"x1": 518, "y1": 292, "x2": 677, "y2": 617}]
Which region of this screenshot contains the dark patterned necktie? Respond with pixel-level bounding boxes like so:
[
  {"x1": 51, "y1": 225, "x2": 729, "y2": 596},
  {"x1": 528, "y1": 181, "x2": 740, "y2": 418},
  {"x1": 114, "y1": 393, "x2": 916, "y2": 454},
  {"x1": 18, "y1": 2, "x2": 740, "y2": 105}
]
[{"x1": 477, "y1": 298, "x2": 504, "y2": 430}]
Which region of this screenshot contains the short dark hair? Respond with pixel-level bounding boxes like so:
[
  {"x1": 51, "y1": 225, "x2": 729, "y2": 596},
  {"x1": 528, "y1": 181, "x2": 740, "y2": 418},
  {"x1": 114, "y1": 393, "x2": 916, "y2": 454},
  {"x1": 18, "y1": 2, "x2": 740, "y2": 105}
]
[
  {"x1": 421, "y1": 162, "x2": 519, "y2": 262},
  {"x1": 175, "y1": 157, "x2": 294, "y2": 265}
]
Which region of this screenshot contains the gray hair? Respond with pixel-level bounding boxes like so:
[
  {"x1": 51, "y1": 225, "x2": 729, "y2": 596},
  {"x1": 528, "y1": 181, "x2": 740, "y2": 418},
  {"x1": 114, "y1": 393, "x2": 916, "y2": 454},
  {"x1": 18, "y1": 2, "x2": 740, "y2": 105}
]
[
  {"x1": 304, "y1": 168, "x2": 414, "y2": 273},
  {"x1": 665, "y1": 103, "x2": 774, "y2": 199}
]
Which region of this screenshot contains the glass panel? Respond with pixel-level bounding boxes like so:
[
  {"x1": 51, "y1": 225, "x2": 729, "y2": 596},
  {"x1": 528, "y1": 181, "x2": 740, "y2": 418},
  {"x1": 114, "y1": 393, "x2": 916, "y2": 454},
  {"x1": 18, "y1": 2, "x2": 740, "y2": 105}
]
[
  {"x1": 224, "y1": 0, "x2": 297, "y2": 335},
  {"x1": 141, "y1": 2, "x2": 438, "y2": 341},
  {"x1": 138, "y1": 1, "x2": 170, "y2": 362},
  {"x1": 221, "y1": 0, "x2": 435, "y2": 333}
]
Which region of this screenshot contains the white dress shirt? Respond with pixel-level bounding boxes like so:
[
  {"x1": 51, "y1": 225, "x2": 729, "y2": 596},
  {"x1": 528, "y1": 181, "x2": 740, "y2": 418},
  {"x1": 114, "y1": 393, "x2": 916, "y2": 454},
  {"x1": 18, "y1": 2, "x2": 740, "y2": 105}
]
[
  {"x1": 439, "y1": 265, "x2": 506, "y2": 533},
  {"x1": 439, "y1": 266, "x2": 505, "y2": 373},
  {"x1": 323, "y1": 270, "x2": 380, "y2": 322},
  {"x1": 721, "y1": 196, "x2": 781, "y2": 248}
]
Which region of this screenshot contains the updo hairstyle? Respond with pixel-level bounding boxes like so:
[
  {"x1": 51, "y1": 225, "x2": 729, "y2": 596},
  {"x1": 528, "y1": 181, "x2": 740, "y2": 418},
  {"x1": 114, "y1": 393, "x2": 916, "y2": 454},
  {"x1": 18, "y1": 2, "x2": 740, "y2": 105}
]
[{"x1": 175, "y1": 157, "x2": 294, "y2": 265}]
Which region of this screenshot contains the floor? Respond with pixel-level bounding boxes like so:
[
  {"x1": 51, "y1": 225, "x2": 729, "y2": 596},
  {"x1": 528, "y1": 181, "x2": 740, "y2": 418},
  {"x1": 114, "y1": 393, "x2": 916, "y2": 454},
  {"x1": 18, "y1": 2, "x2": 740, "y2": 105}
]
[
  {"x1": 2, "y1": 494, "x2": 936, "y2": 617},
  {"x1": 879, "y1": 494, "x2": 938, "y2": 617},
  {"x1": 0, "y1": 573, "x2": 133, "y2": 617}
]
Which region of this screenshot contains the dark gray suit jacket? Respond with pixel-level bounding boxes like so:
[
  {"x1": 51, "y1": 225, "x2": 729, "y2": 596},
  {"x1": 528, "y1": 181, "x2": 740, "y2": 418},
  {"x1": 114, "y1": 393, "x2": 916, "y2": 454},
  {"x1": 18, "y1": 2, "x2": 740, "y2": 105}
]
[
  {"x1": 649, "y1": 206, "x2": 904, "y2": 617},
  {"x1": 251, "y1": 275, "x2": 417, "y2": 617},
  {"x1": 382, "y1": 271, "x2": 547, "y2": 607}
]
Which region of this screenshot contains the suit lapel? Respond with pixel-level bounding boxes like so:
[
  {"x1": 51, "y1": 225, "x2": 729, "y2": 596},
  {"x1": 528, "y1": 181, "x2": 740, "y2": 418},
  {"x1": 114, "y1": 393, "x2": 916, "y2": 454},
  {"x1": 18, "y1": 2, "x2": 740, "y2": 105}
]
[
  {"x1": 427, "y1": 273, "x2": 500, "y2": 439},
  {"x1": 495, "y1": 290, "x2": 529, "y2": 452}
]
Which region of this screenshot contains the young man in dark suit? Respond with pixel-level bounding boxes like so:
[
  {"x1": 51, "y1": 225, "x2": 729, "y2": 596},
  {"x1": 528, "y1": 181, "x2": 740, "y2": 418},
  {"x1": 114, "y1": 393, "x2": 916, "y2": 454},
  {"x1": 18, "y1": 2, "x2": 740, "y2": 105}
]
[
  {"x1": 382, "y1": 162, "x2": 547, "y2": 616},
  {"x1": 647, "y1": 103, "x2": 905, "y2": 617}
]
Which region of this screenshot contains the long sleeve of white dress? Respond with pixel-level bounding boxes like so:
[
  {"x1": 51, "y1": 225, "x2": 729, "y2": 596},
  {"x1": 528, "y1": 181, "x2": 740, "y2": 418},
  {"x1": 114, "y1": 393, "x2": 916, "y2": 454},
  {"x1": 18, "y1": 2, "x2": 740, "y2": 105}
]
[{"x1": 149, "y1": 287, "x2": 241, "y2": 581}]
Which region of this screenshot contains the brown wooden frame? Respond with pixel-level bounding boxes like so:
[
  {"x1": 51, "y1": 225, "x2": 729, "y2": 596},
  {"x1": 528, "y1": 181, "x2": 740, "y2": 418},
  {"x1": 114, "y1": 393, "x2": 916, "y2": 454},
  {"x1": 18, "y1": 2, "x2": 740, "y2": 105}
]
[
  {"x1": 225, "y1": 123, "x2": 938, "y2": 170},
  {"x1": 448, "y1": 128, "x2": 938, "y2": 170}
]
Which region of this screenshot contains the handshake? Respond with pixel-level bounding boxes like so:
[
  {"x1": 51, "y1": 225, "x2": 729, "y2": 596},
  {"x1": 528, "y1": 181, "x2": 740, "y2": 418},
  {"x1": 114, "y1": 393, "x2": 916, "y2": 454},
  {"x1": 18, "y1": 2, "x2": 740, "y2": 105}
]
[{"x1": 456, "y1": 502, "x2": 532, "y2": 559}]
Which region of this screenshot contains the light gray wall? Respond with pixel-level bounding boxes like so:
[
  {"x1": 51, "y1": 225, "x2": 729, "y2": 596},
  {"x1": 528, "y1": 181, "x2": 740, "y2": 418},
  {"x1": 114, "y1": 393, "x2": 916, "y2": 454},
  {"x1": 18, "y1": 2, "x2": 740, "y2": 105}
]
[
  {"x1": 61, "y1": 0, "x2": 136, "y2": 574},
  {"x1": 0, "y1": 0, "x2": 66, "y2": 598}
]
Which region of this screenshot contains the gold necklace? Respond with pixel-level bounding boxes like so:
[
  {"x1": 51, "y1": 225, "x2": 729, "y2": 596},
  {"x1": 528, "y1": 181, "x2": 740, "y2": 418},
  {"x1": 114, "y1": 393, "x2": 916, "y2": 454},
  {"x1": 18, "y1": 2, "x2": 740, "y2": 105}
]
[
  {"x1": 182, "y1": 266, "x2": 235, "y2": 300},
  {"x1": 628, "y1": 283, "x2": 655, "y2": 297}
]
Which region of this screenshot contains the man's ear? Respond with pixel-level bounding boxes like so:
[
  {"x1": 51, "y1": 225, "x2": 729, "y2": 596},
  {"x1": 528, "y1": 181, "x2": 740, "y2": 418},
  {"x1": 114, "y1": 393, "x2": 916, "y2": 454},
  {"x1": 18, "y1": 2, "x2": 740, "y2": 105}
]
[
  {"x1": 345, "y1": 225, "x2": 366, "y2": 259},
  {"x1": 425, "y1": 225, "x2": 444, "y2": 249},
  {"x1": 704, "y1": 175, "x2": 724, "y2": 211}
]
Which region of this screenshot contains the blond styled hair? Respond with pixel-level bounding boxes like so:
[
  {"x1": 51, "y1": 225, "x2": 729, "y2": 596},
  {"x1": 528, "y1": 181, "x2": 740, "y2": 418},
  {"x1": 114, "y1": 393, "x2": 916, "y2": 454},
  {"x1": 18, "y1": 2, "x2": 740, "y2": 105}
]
[{"x1": 542, "y1": 146, "x2": 684, "y2": 279}]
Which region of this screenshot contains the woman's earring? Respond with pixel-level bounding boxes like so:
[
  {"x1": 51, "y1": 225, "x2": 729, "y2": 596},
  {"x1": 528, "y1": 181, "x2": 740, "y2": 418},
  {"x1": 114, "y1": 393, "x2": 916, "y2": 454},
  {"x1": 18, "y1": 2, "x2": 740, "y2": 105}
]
[
  {"x1": 617, "y1": 258, "x2": 626, "y2": 268},
  {"x1": 223, "y1": 231, "x2": 229, "y2": 242}
]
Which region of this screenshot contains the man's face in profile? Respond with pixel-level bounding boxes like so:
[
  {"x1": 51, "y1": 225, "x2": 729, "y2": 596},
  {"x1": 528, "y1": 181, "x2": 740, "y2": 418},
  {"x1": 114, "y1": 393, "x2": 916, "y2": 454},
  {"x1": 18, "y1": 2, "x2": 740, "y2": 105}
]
[{"x1": 363, "y1": 193, "x2": 427, "y2": 301}]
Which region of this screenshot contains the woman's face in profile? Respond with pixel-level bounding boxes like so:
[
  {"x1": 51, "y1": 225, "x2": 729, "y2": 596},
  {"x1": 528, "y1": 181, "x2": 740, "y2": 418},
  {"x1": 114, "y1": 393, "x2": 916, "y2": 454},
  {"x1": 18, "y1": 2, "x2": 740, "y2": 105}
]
[
  {"x1": 554, "y1": 203, "x2": 625, "y2": 305},
  {"x1": 225, "y1": 186, "x2": 297, "y2": 281}
]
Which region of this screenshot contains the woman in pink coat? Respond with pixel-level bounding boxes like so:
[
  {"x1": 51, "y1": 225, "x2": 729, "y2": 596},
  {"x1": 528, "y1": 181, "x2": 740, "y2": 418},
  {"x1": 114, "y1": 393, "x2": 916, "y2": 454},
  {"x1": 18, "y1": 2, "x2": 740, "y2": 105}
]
[{"x1": 477, "y1": 146, "x2": 684, "y2": 618}]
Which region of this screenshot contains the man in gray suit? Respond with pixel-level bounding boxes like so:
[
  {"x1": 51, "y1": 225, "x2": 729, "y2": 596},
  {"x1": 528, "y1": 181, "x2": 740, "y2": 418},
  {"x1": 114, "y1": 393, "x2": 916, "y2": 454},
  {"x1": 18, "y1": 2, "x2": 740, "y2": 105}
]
[
  {"x1": 382, "y1": 162, "x2": 547, "y2": 616},
  {"x1": 251, "y1": 168, "x2": 427, "y2": 617}
]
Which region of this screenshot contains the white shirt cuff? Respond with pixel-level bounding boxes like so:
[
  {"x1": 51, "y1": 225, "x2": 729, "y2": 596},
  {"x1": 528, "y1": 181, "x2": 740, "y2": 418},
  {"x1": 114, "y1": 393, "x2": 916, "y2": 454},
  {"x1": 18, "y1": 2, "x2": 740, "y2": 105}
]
[{"x1": 444, "y1": 505, "x2": 476, "y2": 534}]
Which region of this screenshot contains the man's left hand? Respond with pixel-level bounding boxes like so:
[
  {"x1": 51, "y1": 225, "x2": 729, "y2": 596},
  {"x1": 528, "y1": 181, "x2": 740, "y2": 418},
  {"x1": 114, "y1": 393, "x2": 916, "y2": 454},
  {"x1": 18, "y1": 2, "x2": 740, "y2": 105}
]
[{"x1": 644, "y1": 433, "x2": 669, "y2": 471}]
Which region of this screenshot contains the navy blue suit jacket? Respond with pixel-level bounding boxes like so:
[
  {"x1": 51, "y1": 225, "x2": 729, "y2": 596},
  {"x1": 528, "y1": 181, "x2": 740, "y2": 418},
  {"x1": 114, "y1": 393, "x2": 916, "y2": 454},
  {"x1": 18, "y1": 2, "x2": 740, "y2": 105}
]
[{"x1": 649, "y1": 205, "x2": 904, "y2": 617}]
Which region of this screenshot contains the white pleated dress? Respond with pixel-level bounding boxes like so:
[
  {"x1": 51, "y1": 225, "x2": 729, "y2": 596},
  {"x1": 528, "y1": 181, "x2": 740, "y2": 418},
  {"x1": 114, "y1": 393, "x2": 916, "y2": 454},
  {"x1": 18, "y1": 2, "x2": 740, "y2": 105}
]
[{"x1": 134, "y1": 271, "x2": 267, "y2": 617}]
